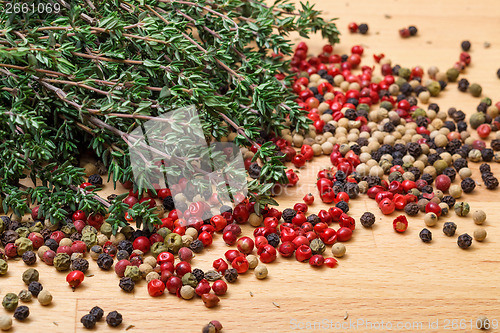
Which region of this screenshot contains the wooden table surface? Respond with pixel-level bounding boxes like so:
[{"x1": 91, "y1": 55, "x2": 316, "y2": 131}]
[{"x1": 3, "y1": 0, "x2": 500, "y2": 332}]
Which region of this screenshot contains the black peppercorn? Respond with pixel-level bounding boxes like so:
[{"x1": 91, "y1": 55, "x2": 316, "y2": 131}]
[
  {"x1": 90, "y1": 306, "x2": 104, "y2": 321},
  {"x1": 106, "y1": 311, "x2": 123, "y2": 327},
  {"x1": 72, "y1": 258, "x2": 90, "y2": 273},
  {"x1": 404, "y1": 202, "x2": 420, "y2": 216},
  {"x1": 442, "y1": 222, "x2": 457, "y2": 237},
  {"x1": 323, "y1": 123, "x2": 336, "y2": 134},
  {"x1": 360, "y1": 212, "x2": 375, "y2": 228},
  {"x1": 408, "y1": 25, "x2": 418, "y2": 36},
  {"x1": 97, "y1": 253, "x2": 113, "y2": 270},
  {"x1": 261, "y1": 231, "x2": 278, "y2": 247},
  {"x1": 344, "y1": 108, "x2": 357, "y2": 120},
  {"x1": 345, "y1": 182, "x2": 359, "y2": 199},
  {"x1": 452, "y1": 110, "x2": 466, "y2": 122},
  {"x1": 189, "y1": 239, "x2": 204, "y2": 253},
  {"x1": 248, "y1": 163, "x2": 262, "y2": 179},
  {"x1": 419, "y1": 228, "x2": 432, "y2": 243},
  {"x1": 457, "y1": 233, "x2": 473, "y2": 249},
  {"x1": 461, "y1": 40, "x2": 471, "y2": 51},
  {"x1": 14, "y1": 305, "x2": 30, "y2": 321},
  {"x1": 340, "y1": 54, "x2": 348, "y2": 62},
  {"x1": 358, "y1": 23, "x2": 369, "y2": 34},
  {"x1": 117, "y1": 240, "x2": 133, "y2": 255},
  {"x1": 453, "y1": 158, "x2": 468, "y2": 171},
  {"x1": 88, "y1": 174, "x2": 103, "y2": 186},
  {"x1": 441, "y1": 196, "x2": 456, "y2": 209},
  {"x1": 162, "y1": 196, "x2": 175, "y2": 211},
  {"x1": 28, "y1": 281, "x2": 43, "y2": 297},
  {"x1": 421, "y1": 173, "x2": 434, "y2": 185},
  {"x1": 335, "y1": 200, "x2": 349, "y2": 213},
  {"x1": 364, "y1": 175, "x2": 381, "y2": 188},
  {"x1": 482, "y1": 173, "x2": 499, "y2": 190},
  {"x1": 22, "y1": 251, "x2": 37, "y2": 265},
  {"x1": 481, "y1": 148, "x2": 494, "y2": 162},
  {"x1": 457, "y1": 78, "x2": 469, "y2": 92},
  {"x1": 491, "y1": 139, "x2": 500, "y2": 151},
  {"x1": 192, "y1": 268, "x2": 205, "y2": 283},
  {"x1": 119, "y1": 277, "x2": 135, "y2": 292},
  {"x1": 282, "y1": 208, "x2": 296, "y2": 223},
  {"x1": 406, "y1": 142, "x2": 422, "y2": 158},
  {"x1": 479, "y1": 163, "x2": 491, "y2": 174},
  {"x1": 305, "y1": 214, "x2": 319, "y2": 226},
  {"x1": 224, "y1": 268, "x2": 238, "y2": 283},
  {"x1": 81, "y1": 314, "x2": 97, "y2": 329},
  {"x1": 461, "y1": 177, "x2": 476, "y2": 193},
  {"x1": 45, "y1": 238, "x2": 58, "y2": 252},
  {"x1": 457, "y1": 121, "x2": 468, "y2": 132}
]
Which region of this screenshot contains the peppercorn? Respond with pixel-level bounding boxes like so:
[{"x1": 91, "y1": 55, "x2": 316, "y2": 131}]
[
  {"x1": 117, "y1": 240, "x2": 134, "y2": 254},
  {"x1": 419, "y1": 228, "x2": 432, "y2": 243},
  {"x1": 106, "y1": 311, "x2": 123, "y2": 327},
  {"x1": 82, "y1": 232, "x2": 98, "y2": 249},
  {"x1": 461, "y1": 40, "x2": 471, "y2": 51},
  {"x1": 71, "y1": 258, "x2": 90, "y2": 273},
  {"x1": 446, "y1": 68, "x2": 459, "y2": 82},
  {"x1": 408, "y1": 25, "x2": 418, "y2": 36},
  {"x1": 192, "y1": 268, "x2": 205, "y2": 283},
  {"x1": 248, "y1": 163, "x2": 262, "y2": 179},
  {"x1": 282, "y1": 208, "x2": 296, "y2": 223},
  {"x1": 457, "y1": 233, "x2": 473, "y2": 249},
  {"x1": 97, "y1": 253, "x2": 113, "y2": 270},
  {"x1": 202, "y1": 293, "x2": 220, "y2": 308},
  {"x1": 482, "y1": 173, "x2": 499, "y2": 189},
  {"x1": 332, "y1": 243, "x2": 346, "y2": 258},
  {"x1": 469, "y1": 83, "x2": 482, "y2": 97},
  {"x1": 180, "y1": 285, "x2": 195, "y2": 300},
  {"x1": 88, "y1": 174, "x2": 103, "y2": 186},
  {"x1": 224, "y1": 268, "x2": 238, "y2": 283},
  {"x1": 424, "y1": 213, "x2": 438, "y2": 227},
  {"x1": 182, "y1": 273, "x2": 198, "y2": 288},
  {"x1": 204, "y1": 270, "x2": 222, "y2": 282},
  {"x1": 28, "y1": 281, "x2": 43, "y2": 298},
  {"x1": 309, "y1": 238, "x2": 326, "y2": 255},
  {"x1": 481, "y1": 149, "x2": 494, "y2": 162},
  {"x1": 81, "y1": 314, "x2": 97, "y2": 329},
  {"x1": 474, "y1": 228, "x2": 487, "y2": 242},
  {"x1": 457, "y1": 78, "x2": 469, "y2": 92},
  {"x1": 189, "y1": 239, "x2": 204, "y2": 253},
  {"x1": 18, "y1": 290, "x2": 32, "y2": 302},
  {"x1": 461, "y1": 178, "x2": 476, "y2": 193},
  {"x1": 472, "y1": 210, "x2": 486, "y2": 225},
  {"x1": 0, "y1": 259, "x2": 7, "y2": 275},
  {"x1": 124, "y1": 265, "x2": 141, "y2": 282},
  {"x1": 119, "y1": 277, "x2": 135, "y2": 292},
  {"x1": 90, "y1": 306, "x2": 104, "y2": 321},
  {"x1": 417, "y1": 199, "x2": 429, "y2": 212},
  {"x1": 254, "y1": 265, "x2": 268, "y2": 279},
  {"x1": 162, "y1": 196, "x2": 175, "y2": 211},
  {"x1": 246, "y1": 254, "x2": 259, "y2": 269},
  {"x1": 13, "y1": 305, "x2": 29, "y2": 321},
  {"x1": 403, "y1": 203, "x2": 419, "y2": 216},
  {"x1": 454, "y1": 202, "x2": 470, "y2": 217},
  {"x1": 2, "y1": 293, "x2": 18, "y2": 311},
  {"x1": 53, "y1": 253, "x2": 71, "y2": 271},
  {"x1": 22, "y1": 268, "x2": 39, "y2": 285}
]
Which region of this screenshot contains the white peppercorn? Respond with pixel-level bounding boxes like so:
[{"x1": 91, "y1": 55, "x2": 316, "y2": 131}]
[
  {"x1": 473, "y1": 210, "x2": 486, "y2": 225},
  {"x1": 38, "y1": 290, "x2": 52, "y2": 306},
  {"x1": 0, "y1": 315, "x2": 12, "y2": 331},
  {"x1": 474, "y1": 229, "x2": 487, "y2": 242},
  {"x1": 424, "y1": 213, "x2": 438, "y2": 227},
  {"x1": 332, "y1": 243, "x2": 346, "y2": 258},
  {"x1": 254, "y1": 265, "x2": 268, "y2": 279}
]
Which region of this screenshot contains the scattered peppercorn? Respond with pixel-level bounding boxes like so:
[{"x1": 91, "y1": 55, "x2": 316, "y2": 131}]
[
  {"x1": 472, "y1": 210, "x2": 486, "y2": 225},
  {"x1": 18, "y1": 290, "x2": 32, "y2": 303},
  {"x1": 2, "y1": 293, "x2": 19, "y2": 311},
  {"x1": 332, "y1": 243, "x2": 346, "y2": 257},
  {"x1": 461, "y1": 178, "x2": 476, "y2": 193},
  {"x1": 404, "y1": 203, "x2": 419, "y2": 216},
  {"x1": 358, "y1": 23, "x2": 369, "y2": 34},
  {"x1": 192, "y1": 268, "x2": 205, "y2": 282},
  {"x1": 71, "y1": 258, "x2": 90, "y2": 273},
  {"x1": 90, "y1": 306, "x2": 104, "y2": 321},
  {"x1": 254, "y1": 265, "x2": 268, "y2": 279},
  {"x1": 202, "y1": 293, "x2": 220, "y2": 308},
  {"x1": 13, "y1": 305, "x2": 29, "y2": 321},
  {"x1": 106, "y1": 311, "x2": 123, "y2": 327},
  {"x1": 474, "y1": 228, "x2": 487, "y2": 242},
  {"x1": 119, "y1": 277, "x2": 135, "y2": 292},
  {"x1": 443, "y1": 222, "x2": 457, "y2": 237},
  {"x1": 419, "y1": 229, "x2": 432, "y2": 243},
  {"x1": 37, "y1": 289, "x2": 52, "y2": 306},
  {"x1": 408, "y1": 25, "x2": 418, "y2": 36},
  {"x1": 224, "y1": 268, "x2": 238, "y2": 283},
  {"x1": 88, "y1": 174, "x2": 103, "y2": 186},
  {"x1": 461, "y1": 40, "x2": 471, "y2": 51},
  {"x1": 97, "y1": 253, "x2": 113, "y2": 270},
  {"x1": 360, "y1": 212, "x2": 376, "y2": 227},
  {"x1": 0, "y1": 315, "x2": 12, "y2": 331},
  {"x1": 457, "y1": 233, "x2": 473, "y2": 249},
  {"x1": 454, "y1": 202, "x2": 470, "y2": 217},
  {"x1": 81, "y1": 314, "x2": 97, "y2": 329},
  {"x1": 28, "y1": 281, "x2": 43, "y2": 297}
]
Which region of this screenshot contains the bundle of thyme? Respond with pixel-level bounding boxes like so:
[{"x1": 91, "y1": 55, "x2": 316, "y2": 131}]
[{"x1": 0, "y1": 0, "x2": 338, "y2": 231}]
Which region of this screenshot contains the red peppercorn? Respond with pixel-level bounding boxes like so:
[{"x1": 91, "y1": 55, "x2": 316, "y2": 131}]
[
  {"x1": 339, "y1": 214, "x2": 355, "y2": 230},
  {"x1": 195, "y1": 279, "x2": 212, "y2": 296},
  {"x1": 236, "y1": 236, "x2": 254, "y2": 254},
  {"x1": 393, "y1": 194, "x2": 407, "y2": 210},
  {"x1": 66, "y1": 270, "x2": 85, "y2": 289},
  {"x1": 320, "y1": 188, "x2": 336, "y2": 204},
  {"x1": 210, "y1": 215, "x2": 227, "y2": 232},
  {"x1": 264, "y1": 217, "x2": 279, "y2": 229},
  {"x1": 80, "y1": 182, "x2": 92, "y2": 189},
  {"x1": 309, "y1": 254, "x2": 325, "y2": 267},
  {"x1": 57, "y1": 245, "x2": 73, "y2": 256},
  {"x1": 175, "y1": 261, "x2": 191, "y2": 277},
  {"x1": 225, "y1": 250, "x2": 244, "y2": 263},
  {"x1": 254, "y1": 236, "x2": 268, "y2": 250},
  {"x1": 285, "y1": 169, "x2": 299, "y2": 186},
  {"x1": 72, "y1": 210, "x2": 86, "y2": 222},
  {"x1": 257, "y1": 244, "x2": 277, "y2": 263},
  {"x1": 318, "y1": 210, "x2": 332, "y2": 224},
  {"x1": 379, "y1": 198, "x2": 396, "y2": 215},
  {"x1": 319, "y1": 228, "x2": 337, "y2": 245},
  {"x1": 348, "y1": 22, "x2": 358, "y2": 33},
  {"x1": 212, "y1": 280, "x2": 228, "y2": 296},
  {"x1": 148, "y1": 279, "x2": 165, "y2": 297},
  {"x1": 435, "y1": 174, "x2": 451, "y2": 192},
  {"x1": 324, "y1": 257, "x2": 338, "y2": 268},
  {"x1": 115, "y1": 259, "x2": 131, "y2": 277},
  {"x1": 278, "y1": 242, "x2": 295, "y2": 257},
  {"x1": 336, "y1": 227, "x2": 353, "y2": 242},
  {"x1": 213, "y1": 258, "x2": 229, "y2": 273},
  {"x1": 166, "y1": 276, "x2": 182, "y2": 294},
  {"x1": 157, "y1": 252, "x2": 174, "y2": 264},
  {"x1": 222, "y1": 231, "x2": 237, "y2": 245},
  {"x1": 198, "y1": 231, "x2": 213, "y2": 247},
  {"x1": 160, "y1": 262, "x2": 174, "y2": 274},
  {"x1": 351, "y1": 45, "x2": 364, "y2": 55},
  {"x1": 231, "y1": 256, "x2": 249, "y2": 273},
  {"x1": 425, "y1": 201, "x2": 442, "y2": 217},
  {"x1": 50, "y1": 231, "x2": 65, "y2": 244},
  {"x1": 133, "y1": 236, "x2": 151, "y2": 253},
  {"x1": 232, "y1": 204, "x2": 249, "y2": 224},
  {"x1": 477, "y1": 124, "x2": 491, "y2": 139},
  {"x1": 291, "y1": 212, "x2": 307, "y2": 227},
  {"x1": 295, "y1": 245, "x2": 312, "y2": 262},
  {"x1": 393, "y1": 215, "x2": 409, "y2": 233},
  {"x1": 292, "y1": 154, "x2": 306, "y2": 168}
]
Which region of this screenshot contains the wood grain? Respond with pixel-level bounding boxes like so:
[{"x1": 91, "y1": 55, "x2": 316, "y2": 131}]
[{"x1": 2, "y1": 0, "x2": 500, "y2": 332}]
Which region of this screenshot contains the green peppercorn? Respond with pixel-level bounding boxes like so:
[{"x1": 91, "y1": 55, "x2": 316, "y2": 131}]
[
  {"x1": 156, "y1": 227, "x2": 171, "y2": 239},
  {"x1": 150, "y1": 241, "x2": 169, "y2": 258},
  {"x1": 433, "y1": 160, "x2": 448, "y2": 174},
  {"x1": 254, "y1": 265, "x2": 268, "y2": 279},
  {"x1": 446, "y1": 68, "x2": 459, "y2": 82},
  {"x1": 18, "y1": 290, "x2": 32, "y2": 302},
  {"x1": 398, "y1": 67, "x2": 411, "y2": 80},
  {"x1": 81, "y1": 232, "x2": 98, "y2": 249},
  {"x1": 61, "y1": 223, "x2": 77, "y2": 235},
  {"x1": 426, "y1": 81, "x2": 441, "y2": 97},
  {"x1": 22, "y1": 268, "x2": 39, "y2": 285},
  {"x1": 0, "y1": 217, "x2": 4, "y2": 234},
  {"x1": 14, "y1": 237, "x2": 33, "y2": 256},
  {"x1": 82, "y1": 225, "x2": 98, "y2": 235},
  {"x1": 28, "y1": 221, "x2": 43, "y2": 233},
  {"x1": 454, "y1": 202, "x2": 470, "y2": 217},
  {"x1": 124, "y1": 265, "x2": 141, "y2": 282},
  {"x1": 469, "y1": 83, "x2": 482, "y2": 97},
  {"x1": 0, "y1": 259, "x2": 8, "y2": 275},
  {"x1": 470, "y1": 112, "x2": 486, "y2": 129},
  {"x1": 2, "y1": 293, "x2": 19, "y2": 311},
  {"x1": 99, "y1": 222, "x2": 113, "y2": 237},
  {"x1": 182, "y1": 273, "x2": 198, "y2": 288},
  {"x1": 15, "y1": 227, "x2": 30, "y2": 238},
  {"x1": 412, "y1": 108, "x2": 427, "y2": 119},
  {"x1": 53, "y1": 253, "x2": 71, "y2": 271},
  {"x1": 457, "y1": 233, "x2": 473, "y2": 249},
  {"x1": 310, "y1": 238, "x2": 326, "y2": 255},
  {"x1": 380, "y1": 101, "x2": 393, "y2": 111},
  {"x1": 165, "y1": 233, "x2": 183, "y2": 253}
]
